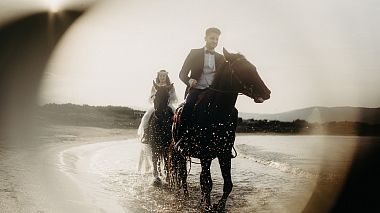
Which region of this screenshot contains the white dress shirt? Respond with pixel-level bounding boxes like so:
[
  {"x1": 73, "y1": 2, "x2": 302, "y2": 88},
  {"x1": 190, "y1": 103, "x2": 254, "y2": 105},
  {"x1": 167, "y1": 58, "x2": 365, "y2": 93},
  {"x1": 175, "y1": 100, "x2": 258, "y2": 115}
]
[{"x1": 195, "y1": 48, "x2": 216, "y2": 89}]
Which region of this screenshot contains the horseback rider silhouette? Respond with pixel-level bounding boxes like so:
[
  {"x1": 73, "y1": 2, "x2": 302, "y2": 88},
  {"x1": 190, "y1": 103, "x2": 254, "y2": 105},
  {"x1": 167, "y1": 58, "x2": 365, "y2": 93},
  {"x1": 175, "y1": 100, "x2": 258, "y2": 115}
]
[
  {"x1": 179, "y1": 27, "x2": 226, "y2": 133},
  {"x1": 173, "y1": 27, "x2": 271, "y2": 211},
  {"x1": 138, "y1": 70, "x2": 177, "y2": 143}
]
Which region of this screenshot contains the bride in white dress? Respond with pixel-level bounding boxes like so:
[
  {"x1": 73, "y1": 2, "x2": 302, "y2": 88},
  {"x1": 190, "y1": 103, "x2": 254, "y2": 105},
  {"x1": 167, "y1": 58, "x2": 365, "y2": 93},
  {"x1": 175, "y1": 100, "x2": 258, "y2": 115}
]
[{"x1": 137, "y1": 70, "x2": 178, "y2": 172}]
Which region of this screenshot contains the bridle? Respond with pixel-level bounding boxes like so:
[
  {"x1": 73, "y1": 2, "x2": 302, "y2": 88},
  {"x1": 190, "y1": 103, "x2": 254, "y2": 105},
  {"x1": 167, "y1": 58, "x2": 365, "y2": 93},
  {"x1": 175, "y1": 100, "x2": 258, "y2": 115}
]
[
  {"x1": 153, "y1": 88, "x2": 171, "y2": 118},
  {"x1": 206, "y1": 56, "x2": 255, "y2": 98}
]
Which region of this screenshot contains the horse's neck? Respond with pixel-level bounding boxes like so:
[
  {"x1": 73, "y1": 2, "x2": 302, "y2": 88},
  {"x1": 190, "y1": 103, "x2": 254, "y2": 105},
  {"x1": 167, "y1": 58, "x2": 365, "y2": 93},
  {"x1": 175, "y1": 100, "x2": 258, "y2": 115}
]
[
  {"x1": 153, "y1": 107, "x2": 172, "y2": 124},
  {"x1": 213, "y1": 93, "x2": 238, "y2": 114},
  {"x1": 211, "y1": 64, "x2": 238, "y2": 115}
]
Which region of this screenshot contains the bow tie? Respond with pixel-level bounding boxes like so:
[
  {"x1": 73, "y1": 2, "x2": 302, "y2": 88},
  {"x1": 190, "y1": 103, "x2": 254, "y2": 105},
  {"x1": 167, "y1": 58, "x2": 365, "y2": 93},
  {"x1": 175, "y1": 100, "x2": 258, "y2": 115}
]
[{"x1": 205, "y1": 50, "x2": 215, "y2": 55}]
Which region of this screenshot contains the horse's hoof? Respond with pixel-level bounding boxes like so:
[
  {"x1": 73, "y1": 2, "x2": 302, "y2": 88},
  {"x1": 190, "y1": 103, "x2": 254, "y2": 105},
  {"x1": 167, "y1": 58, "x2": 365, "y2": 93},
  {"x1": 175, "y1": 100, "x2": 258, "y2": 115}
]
[
  {"x1": 203, "y1": 206, "x2": 216, "y2": 213},
  {"x1": 184, "y1": 191, "x2": 189, "y2": 199},
  {"x1": 198, "y1": 203, "x2": 214, "y2": 213},
  {"x1": 212, "y1": 203, "x2": 226, "y2": 213},
  {"x1": 161, "y1": 181, "x2": 170, "y2": 190},
  {"x1": 152, "y1": 177, "x2": 162, "y2": 187}
]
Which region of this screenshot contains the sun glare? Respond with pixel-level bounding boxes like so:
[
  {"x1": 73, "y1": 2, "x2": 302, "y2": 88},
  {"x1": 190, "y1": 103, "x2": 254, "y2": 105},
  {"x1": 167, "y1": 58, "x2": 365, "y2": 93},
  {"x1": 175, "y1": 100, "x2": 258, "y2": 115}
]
[{"x1": 49, "y1": 0, "x2": 60, "y2": 13}]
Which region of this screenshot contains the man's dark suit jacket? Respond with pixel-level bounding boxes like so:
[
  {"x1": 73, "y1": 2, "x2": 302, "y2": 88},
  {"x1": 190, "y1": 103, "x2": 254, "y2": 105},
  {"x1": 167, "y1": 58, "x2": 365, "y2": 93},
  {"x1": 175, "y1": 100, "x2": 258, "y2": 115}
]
[{"x1": 179, "y1": 47, "x2": 225, "y2": 98}]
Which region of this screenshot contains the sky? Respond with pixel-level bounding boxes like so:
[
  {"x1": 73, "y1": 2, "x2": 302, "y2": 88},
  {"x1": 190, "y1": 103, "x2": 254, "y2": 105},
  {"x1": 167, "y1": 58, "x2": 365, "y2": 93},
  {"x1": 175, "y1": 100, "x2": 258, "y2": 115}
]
[{"x1": 2, "y1": 0, "x2": 379, "y2": 114}]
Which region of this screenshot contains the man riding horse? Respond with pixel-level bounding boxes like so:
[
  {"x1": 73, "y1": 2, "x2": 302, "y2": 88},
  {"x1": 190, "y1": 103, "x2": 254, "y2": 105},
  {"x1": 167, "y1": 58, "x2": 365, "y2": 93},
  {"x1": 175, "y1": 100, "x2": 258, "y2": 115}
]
[
  {"x1": 179, "y1": 27, "x2": 264, "y2": 135},
  {"x1": 173, "y1": 27, "x2": 270, "y2": 212}
]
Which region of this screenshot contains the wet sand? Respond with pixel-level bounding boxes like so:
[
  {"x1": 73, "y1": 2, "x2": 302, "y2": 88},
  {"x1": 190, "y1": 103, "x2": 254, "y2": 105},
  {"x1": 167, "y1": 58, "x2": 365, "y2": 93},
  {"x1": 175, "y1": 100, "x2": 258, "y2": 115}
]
[
  {"x1": 0, "y1": 125, "x2": 137, "y2": 213},
  {"x1": 0, "y1": 125, "x2": 360, "y2": 212}
]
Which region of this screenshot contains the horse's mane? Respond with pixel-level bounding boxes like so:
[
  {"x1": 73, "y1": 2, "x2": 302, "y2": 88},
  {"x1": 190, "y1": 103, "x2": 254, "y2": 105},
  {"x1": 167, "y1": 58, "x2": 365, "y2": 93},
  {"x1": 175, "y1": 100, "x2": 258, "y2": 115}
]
[
  {"x1": 210, "y1": 52, "x2": 245, "y2": 90},
  {"x1": 195, "y1": 58, "x2": 238, "y2": 120},
  {"x1": 196, "y1": 50, "x2": 270, "y2": 116}
]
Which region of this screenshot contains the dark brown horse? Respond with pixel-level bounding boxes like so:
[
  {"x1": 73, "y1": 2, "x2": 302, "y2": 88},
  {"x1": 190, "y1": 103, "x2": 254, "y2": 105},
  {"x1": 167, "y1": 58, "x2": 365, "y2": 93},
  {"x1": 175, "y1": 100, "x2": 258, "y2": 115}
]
[
  {"x1": 170, "y1": 48, "x2": 271, "y2": 212},
  {"x1": 147, "y1": 82, "x2": 174, "y2": 184}
]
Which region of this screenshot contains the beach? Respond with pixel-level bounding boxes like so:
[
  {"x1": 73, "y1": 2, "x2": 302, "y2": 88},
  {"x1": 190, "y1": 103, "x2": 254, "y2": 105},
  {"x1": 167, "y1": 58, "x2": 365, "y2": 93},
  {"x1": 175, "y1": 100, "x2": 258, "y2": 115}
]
[
  {"x1": 0, "y1": 125, "x2": 373, "y2": 212},
  {"x1": 0, "y1": 125, "x2": 137, "y2": 213}
]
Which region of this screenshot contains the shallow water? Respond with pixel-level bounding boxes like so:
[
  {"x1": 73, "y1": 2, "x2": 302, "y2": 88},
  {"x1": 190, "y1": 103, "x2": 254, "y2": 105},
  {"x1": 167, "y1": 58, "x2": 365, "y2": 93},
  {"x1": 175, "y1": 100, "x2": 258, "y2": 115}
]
[{"x1": 59, "y1": 135, "x2": 375, "y2": 212}]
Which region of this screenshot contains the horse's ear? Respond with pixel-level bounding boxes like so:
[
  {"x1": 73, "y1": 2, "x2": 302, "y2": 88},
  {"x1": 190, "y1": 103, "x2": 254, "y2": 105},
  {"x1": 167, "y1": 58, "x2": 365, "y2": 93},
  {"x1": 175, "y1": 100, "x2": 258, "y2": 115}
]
[
  {"x1": 165, "y1": 83, "x2": 174, "y2": 90},
  {"x1": 153, "y1": 80, "x2": 159, "y2": 90},
  {"x1": 223, "y1": 47, "x2": 231, "y2": 61}
]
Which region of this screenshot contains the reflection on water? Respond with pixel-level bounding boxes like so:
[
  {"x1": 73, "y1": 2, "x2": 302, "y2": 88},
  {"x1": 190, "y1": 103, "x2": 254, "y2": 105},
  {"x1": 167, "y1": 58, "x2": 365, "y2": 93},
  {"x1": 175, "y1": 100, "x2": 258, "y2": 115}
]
[{"x1": 64, "y1": 135, "x2": 373, "y2": 212}]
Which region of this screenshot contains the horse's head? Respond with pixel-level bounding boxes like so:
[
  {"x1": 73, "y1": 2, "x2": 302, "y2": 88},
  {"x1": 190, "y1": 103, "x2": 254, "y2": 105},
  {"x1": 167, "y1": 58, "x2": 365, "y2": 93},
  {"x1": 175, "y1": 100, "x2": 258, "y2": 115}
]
[
  {"x1": 223, "y1": 48, "x2": 271, "y2": 103},
  {"x1": 153, "y1": 80, "x2": 173, "y2": 113}
]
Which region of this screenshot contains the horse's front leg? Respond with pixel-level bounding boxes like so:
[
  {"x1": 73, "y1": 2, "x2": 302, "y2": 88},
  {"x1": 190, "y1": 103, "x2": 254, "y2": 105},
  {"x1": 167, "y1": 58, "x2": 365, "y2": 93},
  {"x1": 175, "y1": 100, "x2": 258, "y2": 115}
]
[
  {"x1": 213, "y1": 156, "x2": 233, "y2": 212},
  {"x1": 164, "y1": 150, "x2": 171, "y2": 184},
  {"x1": 152, "y1": 150, "x2": 164, "y2": 187},
  {"x1": 157, "y1": 155, "x2": 163, "y2": 177},
  {"x1": 200, "y1": 158, "x2": 213, "y2": 210},
  {"x1": 152, "y1": 150, "x2": 159, "y2": 178},
  {"x1": 178, "y1": 154, "x2": 189, "y2": 198}
]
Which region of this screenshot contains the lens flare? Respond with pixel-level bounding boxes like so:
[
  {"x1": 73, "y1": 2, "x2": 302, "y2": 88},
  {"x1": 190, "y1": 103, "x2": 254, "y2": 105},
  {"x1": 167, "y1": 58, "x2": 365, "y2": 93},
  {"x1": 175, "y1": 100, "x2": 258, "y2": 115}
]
[{"x1": 49, "y1": 0, "x2": 60, "y2": 13}]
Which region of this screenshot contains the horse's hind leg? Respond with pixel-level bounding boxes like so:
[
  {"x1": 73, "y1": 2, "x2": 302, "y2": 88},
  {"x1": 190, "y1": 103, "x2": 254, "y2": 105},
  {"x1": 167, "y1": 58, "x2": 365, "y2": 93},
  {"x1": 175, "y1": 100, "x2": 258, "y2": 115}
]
[
  {"x1": 214, "y1": 156, "x2": 233, "y2": 212},
  {"x1": 200, "y1": 158, "x2": 213, "y2": 210}
]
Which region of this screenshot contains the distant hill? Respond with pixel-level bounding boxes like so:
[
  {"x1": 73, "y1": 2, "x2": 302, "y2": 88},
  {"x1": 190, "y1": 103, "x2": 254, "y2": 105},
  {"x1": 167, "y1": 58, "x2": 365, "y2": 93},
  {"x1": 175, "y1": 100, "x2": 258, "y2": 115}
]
[
  {"x1": 239, "y1": 106, "x2": 380, "y2": 124},
  {"x1": 37, "y1": 104, "x2": 380, "y2": 135},
  {"x1": 37, "y1": 103, "x2": 145, "y2": 129}
]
